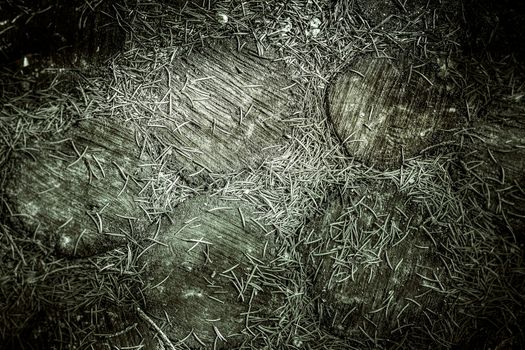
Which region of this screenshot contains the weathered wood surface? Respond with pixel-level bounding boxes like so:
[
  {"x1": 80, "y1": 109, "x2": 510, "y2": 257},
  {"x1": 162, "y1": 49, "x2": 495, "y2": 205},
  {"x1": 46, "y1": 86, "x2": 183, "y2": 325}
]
[
  {"x1": 463, "y1": 101, "x2": 525, "y2": 185},
  {"x1": 2, "y1": 1, "x2": 524, "y2": 347},
  {"x1": 327, "y1": 55, "x2": 456, "y2": 169},
  {"x1": 302, "y1": 184, "x2": 449, "y2": 344},
  {"x1": 5, "y1": 118, "x2": 151, "y2": 257},
  {"x1": 458, "y1": 97, "x2": 525, "y2": 234},
  {"x1": 1, "y1": 39, "x2": 300, "y2": 348},
  {"x1": 141, "y1": 195, "x2": 274, "y2": 348},
  {"x1": 138, "y1": 40, "x2": 298, "y2": 182}
]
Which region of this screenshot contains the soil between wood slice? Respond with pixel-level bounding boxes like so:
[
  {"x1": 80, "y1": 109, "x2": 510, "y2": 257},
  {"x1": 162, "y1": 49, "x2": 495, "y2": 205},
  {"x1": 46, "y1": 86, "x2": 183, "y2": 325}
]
[
  {"x1": 140, "y1": 195, "x2": 277, "y2": 349},
  {"x1": 135, "y1": 40, "x2": 299, "y2": 184},
  {"x1": 301, "y1": 184, "x2": 449, "y2": 344},
  {"x1": 327, "y1": 54, "x2": 456, "y2": 170},
  {"x1": 4, "y1": 118, "x2": 152, "y2": 257}
]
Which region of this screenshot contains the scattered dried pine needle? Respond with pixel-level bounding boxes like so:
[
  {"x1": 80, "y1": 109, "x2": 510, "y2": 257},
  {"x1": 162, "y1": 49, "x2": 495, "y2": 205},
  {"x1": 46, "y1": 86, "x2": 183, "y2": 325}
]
[{"x1": 0, "y1": 0, "x2": 524, "y2": 349}]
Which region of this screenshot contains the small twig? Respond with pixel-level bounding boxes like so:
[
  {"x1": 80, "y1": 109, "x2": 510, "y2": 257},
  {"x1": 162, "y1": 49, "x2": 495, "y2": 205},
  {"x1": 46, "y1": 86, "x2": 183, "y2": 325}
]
[{"x1": 136, "y1": 307, "x2": 175, "y2": 350}]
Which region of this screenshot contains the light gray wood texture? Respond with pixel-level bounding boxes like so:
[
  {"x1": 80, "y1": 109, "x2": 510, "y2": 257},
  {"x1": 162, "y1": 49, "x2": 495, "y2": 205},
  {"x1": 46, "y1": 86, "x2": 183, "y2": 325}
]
[
  {"x1": 141, "y1": 195, "x2": 274, "y2": 348},
  {"x1": 140, "y1": 41, "x2": 298, "y2": 183},
  {"x1": 327, "y1": 55, "x2": 455, "y2": 169},
  {"x1": 5, "y1": 118, "x2": 151, "y2": 257}
]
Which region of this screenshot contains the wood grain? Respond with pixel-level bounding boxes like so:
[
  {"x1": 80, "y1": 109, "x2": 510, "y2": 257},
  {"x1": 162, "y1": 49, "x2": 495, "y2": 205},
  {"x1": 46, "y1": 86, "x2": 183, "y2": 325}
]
[
  {"x1": 327, "y1": 55, "x2": 455, "y2": 169},
  {"x1": 458, "y1": 98, "x2": 525, "y2": 234},
  {"x1": 140, "y1": 195, "x2": 274, "y2": 348},
  {"x1": 302, "y1": 186, "x2": 448, "y2": 342},
  {"x1": 138, "y1": 40, "x2": 298, "y2": 183},
  {"x1": 5, "y1": 118, "x2": 151, "y2": 257}
]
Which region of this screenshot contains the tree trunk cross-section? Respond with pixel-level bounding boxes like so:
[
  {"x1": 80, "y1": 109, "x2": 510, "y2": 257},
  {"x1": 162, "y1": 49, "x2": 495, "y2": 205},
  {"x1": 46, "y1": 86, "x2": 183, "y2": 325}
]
[
  {"x1": 141, "y1": 195, "x2": 276, "y2": 349},
  {"x1": 327, "y1": 55, "x2": 456, "y2": 169},
  {"x1": 303, "y1": 184, "x2": 449, "y2": 345},
  {"x1": 5, "y1": 118, "x2": 151, "y2": 257},
  {"x1": 137, "y1": 40, "x2": 299, "y2": 183},
  {"x1": 462, "y1": 99, "x2": 525, "y2": 227}
]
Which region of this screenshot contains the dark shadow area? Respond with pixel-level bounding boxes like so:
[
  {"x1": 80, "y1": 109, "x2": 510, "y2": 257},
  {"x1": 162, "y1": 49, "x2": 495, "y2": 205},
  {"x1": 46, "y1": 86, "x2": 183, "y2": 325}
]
[
  {"x1": 0, "y1": 0, "x2": 127, "y2": 68},
  {"x1": 462, "y1": 0, "x2": 525, "y2": 60}
]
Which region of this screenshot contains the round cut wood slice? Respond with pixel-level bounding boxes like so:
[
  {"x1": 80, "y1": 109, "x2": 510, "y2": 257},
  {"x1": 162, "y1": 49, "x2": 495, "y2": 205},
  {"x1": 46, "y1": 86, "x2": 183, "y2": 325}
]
[
  {"x1": 137, "y1": 41, "x2": 299, "y2": 183},
  {"x1": 456, "y1": 98, "x2": 525, "y2": 235},
  {"x1": 327, "y1": 55, "x2": 456, "y2": 169},
  {"x1": 5, "y1": 118, "x2": 151, "y2": 257},
  {"x1": 303, "y1": 186, "x2": 449, "y2": 343},
  {"x1": 140, "y1": 195, "x2": 276, "y2": 348}
]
